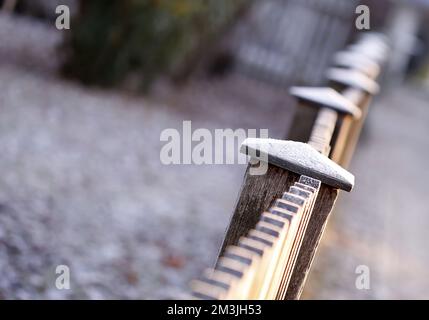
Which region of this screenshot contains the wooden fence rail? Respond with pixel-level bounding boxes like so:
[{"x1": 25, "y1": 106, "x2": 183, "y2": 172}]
[{"x1": 191, "y1": 32, "x2": 389, "y2": 300}]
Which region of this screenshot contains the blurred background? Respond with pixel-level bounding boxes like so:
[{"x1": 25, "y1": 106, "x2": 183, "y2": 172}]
[{"x1": 0, "y1": 0, "x2": 428, "y2": 299}]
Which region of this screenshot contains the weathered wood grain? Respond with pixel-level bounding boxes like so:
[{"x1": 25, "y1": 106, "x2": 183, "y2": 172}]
[
  {"x1": 339, "y1": 93, "x2": 372, "y2": 167},
  {"x1": 329, "y1": 114, "x2": 353, "y2": 163},
  {"x1": 326, "y1": 85, "x2": 371, "y2": 166},
  {"x1": 286, "y1": 102, "x2": 319, "y2": 142},
  {"x1": 217, "y1": 163, "x2": 300, "y2": 258},
  {"x1": 284, "y1": 183, "x2": 339, "y2": 299}
]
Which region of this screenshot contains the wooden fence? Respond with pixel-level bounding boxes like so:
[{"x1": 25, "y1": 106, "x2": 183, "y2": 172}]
[
  {"x1": 191, "y1": 32, "x2": 389, "y2": 300},
  {"x1": 233, "y1": 0, "x2": 360, "y2": 86}
]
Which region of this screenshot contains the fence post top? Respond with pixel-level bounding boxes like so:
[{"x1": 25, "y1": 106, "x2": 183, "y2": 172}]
[
  {"x1": 241, "y1": 138, "x2": 354, "y2": 192},
  {"x1": 333, "y1": 50, "x2": 381, "y2": 75},
  {"x1": 326, "y1": 68, "x2": 380, "y2": 95},
  {"x1": 347, "y1": 43, "x2": 388, "y2": 64},
  {"x1": 357, "y1": 31, "x2": 390, "y2": 47},
  {"x1": 289, "y1": 86, "x2": 362, "y2": 119}
]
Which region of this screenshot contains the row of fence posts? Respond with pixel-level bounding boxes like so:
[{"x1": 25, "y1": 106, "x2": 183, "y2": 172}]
[{"x1": 191, "y1": 32, "x2": 389, "y2": 300}]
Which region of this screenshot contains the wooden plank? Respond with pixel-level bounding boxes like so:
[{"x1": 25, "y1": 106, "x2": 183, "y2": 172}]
[
  {"x1": 307, "y1": 108, "x2": 337, "y2": 155},
  {"x1": 217, "y1": 164, "x2": 300, "y2": 257},
  {"x1": 287, "y1": 86, "x2": 362, "y2": 163},
  {"x1": 328, "y1": 88, "x2": 365, "y2": 163},
  {"x1": 217, "y1": 134, "x2": 355, "y2": 260},
  {"x1": 286, "y1": 102, "x2": 319, "y2": 142},
  {"x1": 284, "y1": 183, "x2": 339, "y2": 299},
  {"x1": 339, "y1": 92, "x2": 372, "y2": 167},
  {"x1": 328, "y1": 85, "x2": 373, "y2": 167},
  {"x1": 275, "y1": 177, "x2": 321, "y2": 298},
  {"x1": 329, "y1": 114, "x2": 354, "y2": 163},
  {"x1": 195, "y1": 175, "x2": 322, "y2": 300}
]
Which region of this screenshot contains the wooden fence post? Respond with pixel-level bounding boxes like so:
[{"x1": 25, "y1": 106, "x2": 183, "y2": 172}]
[
  {"x1": 325, "y1": 67, "x2": 380, "y2": 165},
  {"x1": 217, "y1": 163, "x2": 301, "y2": 257},
  {"x1": 286, "y1": 33, "x2": 387, "y2": 143},
  {"x1": 333, "y1": 50, "x2": 381, "y2": 79},
  {"x1": 288, "y1": 86, "x2": 362, "y2": 154},
  {"x1": 282, "y1": 86, "x2": 361, "y2": 299},
  {"x1": 218, "y1": 87, "x2": 360, "y2": 258},
  {"x1": 192, "y1": 32, "x2": 390, "y2": 300},
  {"x1": 194, "y1": 138, "x2": 354, "y2": 299}
]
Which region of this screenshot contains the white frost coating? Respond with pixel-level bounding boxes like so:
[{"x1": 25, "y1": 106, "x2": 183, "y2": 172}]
[
  {"x1": 333, "y1": 51, "x2": 381, "y2": 76},
  {"x1": 289, "y1": 87, "x2": 362, "y2": 119},
  {"x1": 241, "y1": 138, "x2": 355, "y2": 192},
  {"x1": 326, "y1": 68, "x2": 380, "y2": 95}
]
